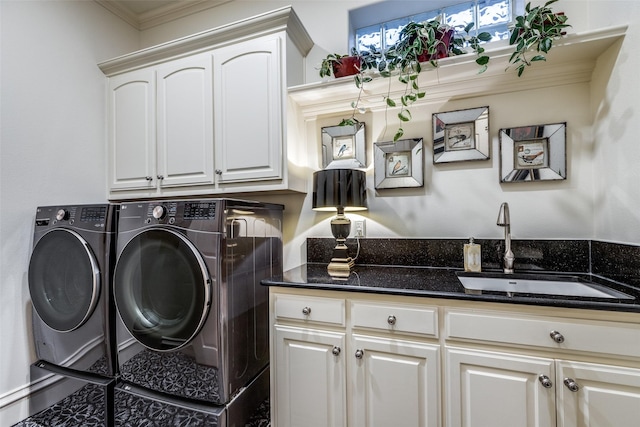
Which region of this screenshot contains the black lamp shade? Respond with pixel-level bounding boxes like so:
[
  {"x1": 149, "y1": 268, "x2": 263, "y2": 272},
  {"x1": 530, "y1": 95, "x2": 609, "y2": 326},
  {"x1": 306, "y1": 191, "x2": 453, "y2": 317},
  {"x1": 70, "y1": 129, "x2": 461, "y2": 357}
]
[{"x1": 312, "y1": 169, "x2": 367, "y2": 211}]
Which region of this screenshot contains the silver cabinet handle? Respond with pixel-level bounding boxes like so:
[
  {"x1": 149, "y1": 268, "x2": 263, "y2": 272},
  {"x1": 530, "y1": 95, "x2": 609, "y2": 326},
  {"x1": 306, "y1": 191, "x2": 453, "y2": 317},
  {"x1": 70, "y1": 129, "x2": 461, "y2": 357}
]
[
  {"x1": 550, "y1": 330, "x2": 565, "y2": 343},
  {"x1": 538, "y1": 374, "x2": 553, "y2": 388},
  {"x1": 387, "y1": 315, "x2": 397, "y2": 325},
  {"x1": 157, "y1": 175, "x2": 164, "y2": 180},
  {"x1": 564, "y1": 378, "x2": 580, "y2": 392},
  {"x1": 302, "y1": 306, "x2": 311, "y2": 316},
  {"x1": 332, "y1": 346, "x2": 341, "y2": 356},
  {"x1": 145, "y1": 176, "x2": 153, "y2": 181},
  {"x1": 355, "y1": 349, "x2": 364, "y2": 359}
]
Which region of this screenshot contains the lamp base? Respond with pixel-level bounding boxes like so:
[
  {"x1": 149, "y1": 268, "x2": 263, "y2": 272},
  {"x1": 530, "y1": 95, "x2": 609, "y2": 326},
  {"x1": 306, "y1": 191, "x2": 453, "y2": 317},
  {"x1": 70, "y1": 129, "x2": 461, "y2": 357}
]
[{"x1": 327, "y1": 242, "x2": 354, "y2": 279}]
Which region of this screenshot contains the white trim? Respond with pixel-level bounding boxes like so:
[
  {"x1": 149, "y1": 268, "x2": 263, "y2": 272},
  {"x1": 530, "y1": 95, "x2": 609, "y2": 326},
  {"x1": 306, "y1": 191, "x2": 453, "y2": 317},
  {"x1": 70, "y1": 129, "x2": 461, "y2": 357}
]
[
  {"x1": 94, "y1": 0, "x2": 233, "y2": 30},
  {"x1": 0, "y1": 371, "x2": 61, "y2": 412}
]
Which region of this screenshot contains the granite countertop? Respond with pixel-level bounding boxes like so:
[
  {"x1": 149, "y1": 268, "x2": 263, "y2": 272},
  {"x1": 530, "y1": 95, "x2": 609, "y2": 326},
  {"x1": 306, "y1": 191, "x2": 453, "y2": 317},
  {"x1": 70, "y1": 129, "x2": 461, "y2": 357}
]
[{"x1": 262, "y1": 263, "x2": 640, "y2": 313}]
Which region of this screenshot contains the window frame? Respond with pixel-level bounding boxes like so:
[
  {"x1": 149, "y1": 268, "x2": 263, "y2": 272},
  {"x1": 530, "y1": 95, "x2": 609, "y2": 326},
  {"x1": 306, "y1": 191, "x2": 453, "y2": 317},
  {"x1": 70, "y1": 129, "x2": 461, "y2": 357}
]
[{"x1": 349, "y1": 0, "x2": 524, "y2": 54}]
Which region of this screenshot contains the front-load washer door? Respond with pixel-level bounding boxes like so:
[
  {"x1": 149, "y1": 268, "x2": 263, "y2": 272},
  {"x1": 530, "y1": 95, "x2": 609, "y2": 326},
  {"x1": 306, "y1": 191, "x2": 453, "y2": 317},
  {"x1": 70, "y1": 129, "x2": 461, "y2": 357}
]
[
  {"x1": 28, "y1": 229, "x2": 101, "y2": 332},
  {"x1": 114, "y1": 228, "x2": 211, "y2": 352}
]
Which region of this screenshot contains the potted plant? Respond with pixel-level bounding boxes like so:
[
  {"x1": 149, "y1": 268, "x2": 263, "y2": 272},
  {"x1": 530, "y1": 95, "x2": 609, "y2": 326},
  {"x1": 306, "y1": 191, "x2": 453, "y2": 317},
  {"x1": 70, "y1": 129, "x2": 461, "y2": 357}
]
[
  {"x1": 319, "y1": 47, "x2": 380, "y2": 79},
  {"x1": 323, "y1": 1, "x2": 569, "y2": 140},
  {"x1": 319, "y1": 52, "x2": 361, "y2": 79},
  {"x1": 507, "y1": 0, "x2": 571, "y2": 76},
  {"x1": 320, "y1": 47, "x2": 381, "y2": 126},
  {"x1": 374, "y1": 19, "x2": 452, "y2": 140},
  {"x1": 380, "y1": 18, "x2": 491, "y2": 141},
  {"x1": 450, "y1": 22, "x2": 493, "y2": 73}
]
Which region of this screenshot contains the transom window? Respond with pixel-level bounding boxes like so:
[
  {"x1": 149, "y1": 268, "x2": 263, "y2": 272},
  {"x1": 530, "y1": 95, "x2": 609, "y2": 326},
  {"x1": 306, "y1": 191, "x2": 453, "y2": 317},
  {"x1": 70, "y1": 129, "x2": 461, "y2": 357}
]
[{"x1": 351, "y1": 0, "x2": 521, "y2": 53}]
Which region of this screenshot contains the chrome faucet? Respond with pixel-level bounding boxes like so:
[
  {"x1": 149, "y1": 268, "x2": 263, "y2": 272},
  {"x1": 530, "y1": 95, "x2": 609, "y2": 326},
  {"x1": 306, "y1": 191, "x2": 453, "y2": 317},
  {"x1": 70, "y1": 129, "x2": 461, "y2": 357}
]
[{"x1": 496, "y1": 202, "x2": 515, "y2": 273}]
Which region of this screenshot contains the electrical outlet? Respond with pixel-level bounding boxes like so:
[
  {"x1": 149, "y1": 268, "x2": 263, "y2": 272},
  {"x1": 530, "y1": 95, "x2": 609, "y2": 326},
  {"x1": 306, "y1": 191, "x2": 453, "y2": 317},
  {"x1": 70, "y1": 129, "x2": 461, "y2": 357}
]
[{"x1": 354, "y1": 220, "x2": 366, "y2": 238}]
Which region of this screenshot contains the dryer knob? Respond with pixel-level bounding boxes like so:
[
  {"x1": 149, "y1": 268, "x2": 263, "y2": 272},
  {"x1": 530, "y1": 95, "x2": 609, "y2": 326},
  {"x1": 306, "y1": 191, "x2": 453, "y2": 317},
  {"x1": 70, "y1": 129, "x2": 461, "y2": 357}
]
[
  {"x1": 56, "y1": 209, "x2": 69, "y2": 221},
  {"x1": 152, "y1": 205, "x2": 167, "y2": 220}
]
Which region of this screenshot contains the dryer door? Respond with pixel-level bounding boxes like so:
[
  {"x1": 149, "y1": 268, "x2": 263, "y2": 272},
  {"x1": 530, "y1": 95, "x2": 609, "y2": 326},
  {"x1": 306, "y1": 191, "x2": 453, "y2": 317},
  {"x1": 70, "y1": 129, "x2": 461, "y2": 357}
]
[
  {"x1": 28, "y1": 229, "x2": 101, "y2": 332},
  {"x1": 114, "y1": 228, "x2": 212, "y2": 351}
]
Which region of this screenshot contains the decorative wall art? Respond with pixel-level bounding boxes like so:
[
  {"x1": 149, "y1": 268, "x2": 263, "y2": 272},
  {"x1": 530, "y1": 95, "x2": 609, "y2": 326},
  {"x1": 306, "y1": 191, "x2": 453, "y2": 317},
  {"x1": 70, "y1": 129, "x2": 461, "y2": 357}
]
[
  {"x1": 321, "y1": 122, "x2": 366, "y2": 169},
  {"x1": 432, "y1": 106, "x2": 490, "y2": 163},
  {"x1": 499, "y1": 122, "x2": 567, "y2": 182},
  {"x1": 374, "y1": 138, "x2": 423, "y2": 189}
]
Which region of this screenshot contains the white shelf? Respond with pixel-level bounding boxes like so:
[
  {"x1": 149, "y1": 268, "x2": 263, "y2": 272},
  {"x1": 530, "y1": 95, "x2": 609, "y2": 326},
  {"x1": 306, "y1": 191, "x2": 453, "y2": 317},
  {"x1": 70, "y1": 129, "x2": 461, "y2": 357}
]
[{"x1": 289, "y1": 25, "x2": 627, "y2": 118}]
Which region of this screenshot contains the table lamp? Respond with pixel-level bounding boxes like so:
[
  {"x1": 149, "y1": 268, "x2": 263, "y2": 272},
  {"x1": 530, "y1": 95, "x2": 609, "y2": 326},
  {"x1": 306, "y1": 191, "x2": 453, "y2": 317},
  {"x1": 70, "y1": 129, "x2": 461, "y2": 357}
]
[{"x1": 312, "y1": 168, "x2": 367, "y2": 278}]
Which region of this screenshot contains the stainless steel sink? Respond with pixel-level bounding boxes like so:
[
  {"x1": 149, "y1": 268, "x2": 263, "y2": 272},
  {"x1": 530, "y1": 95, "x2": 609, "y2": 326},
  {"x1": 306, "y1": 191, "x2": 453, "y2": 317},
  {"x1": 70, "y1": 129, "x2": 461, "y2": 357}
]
[{"x1": 456, "y1": 272, "x2": 634, "y2": 299}]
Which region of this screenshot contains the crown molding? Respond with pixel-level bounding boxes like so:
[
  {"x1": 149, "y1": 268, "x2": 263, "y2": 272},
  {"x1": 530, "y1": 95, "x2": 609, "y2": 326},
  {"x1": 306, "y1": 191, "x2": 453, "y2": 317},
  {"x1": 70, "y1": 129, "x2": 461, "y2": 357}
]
[
  {"x1": 95, "y1": 0, "x2": 232, "y2": 30},
  {"x1": 98, "y1": 6, "x2": 314, "y2": 76}
]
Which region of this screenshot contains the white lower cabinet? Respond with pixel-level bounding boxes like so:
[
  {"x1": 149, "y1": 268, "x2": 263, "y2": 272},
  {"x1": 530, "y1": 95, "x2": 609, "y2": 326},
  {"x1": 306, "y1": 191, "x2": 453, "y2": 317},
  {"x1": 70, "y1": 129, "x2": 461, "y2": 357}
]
[
  {"x1": 351, "y1": 334, "x2": 440, "y2": 427},
  {"x1": 445, "y1": 307, "x2": 640, "y2": 427},
  {"x1": 446, "y1": 348, "x2": 640, "y2": 427},
  {"x1": 270, "y1": 288, "x2": 640, "y2": 427},
  {"x1": 445, "y1": 347, "x2": 555, "y2": 427},
  {"x1": 556, "y1": 360, "x2": 640, "y2": 426},
  {"x1": 274, "y1": 325, "x2": 346, "y2": 427},
  {"x1": 271, "y1": 291, "x2": 441, "y2": 427}
]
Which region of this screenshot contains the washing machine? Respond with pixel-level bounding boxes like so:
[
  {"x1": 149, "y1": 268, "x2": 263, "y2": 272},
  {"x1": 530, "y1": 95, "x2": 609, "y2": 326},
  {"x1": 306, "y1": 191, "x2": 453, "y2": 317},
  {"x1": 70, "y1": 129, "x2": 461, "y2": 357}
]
[
  {"x1": 28, "y1": 204, "x2": 119, "y2": 377},
  {"x1": 113, "y1": 199, "x2": 282, "y2": 417}
]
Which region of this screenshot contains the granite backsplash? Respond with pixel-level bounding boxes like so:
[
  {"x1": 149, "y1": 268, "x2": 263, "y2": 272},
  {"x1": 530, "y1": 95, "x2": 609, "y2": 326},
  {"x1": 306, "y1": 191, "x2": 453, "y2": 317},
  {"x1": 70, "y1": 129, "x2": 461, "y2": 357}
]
[{"x1": 307, "y1": 238, "x2": 640, "y2": 287}]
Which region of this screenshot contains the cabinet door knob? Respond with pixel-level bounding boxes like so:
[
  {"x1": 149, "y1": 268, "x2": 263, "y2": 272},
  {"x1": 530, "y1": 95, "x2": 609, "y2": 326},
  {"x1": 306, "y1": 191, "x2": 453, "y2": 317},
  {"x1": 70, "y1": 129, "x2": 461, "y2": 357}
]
[
  {"x1": 302, "y1": 306, "x2": 311, "y2": 316},
  {"x1": 387, "y1": 315, "x2": 397, "y2": 325},
  {"x1": 563, "y1": 378, "x2": 580, "y2": 392},
  {"x1": 332, "y1": 346, "x2": 341, "y2": 356},
  {"x1": 145, "y1": 176, "x2": 153, "y2": 181},
  {"x1": 538, "y1": 374, "x2": 553, "y2": 388},
  {"x1": 215, "y1": 169, "x2": 222, "y2": 175},
  {"x1": 157, "y1": 175, "x2": 164, "y2": 180},
  {"x1": 550, "y1": 330, "x2": 565, "y2": 343},
  {"x1": 355, "y1": 349, "x2": 364, "y2": 359}
]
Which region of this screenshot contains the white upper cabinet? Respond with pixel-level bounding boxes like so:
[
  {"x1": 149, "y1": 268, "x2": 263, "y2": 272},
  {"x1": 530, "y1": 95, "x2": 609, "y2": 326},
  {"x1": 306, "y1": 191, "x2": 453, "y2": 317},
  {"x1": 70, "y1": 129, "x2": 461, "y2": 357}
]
[
  {"x1": 107, "y1": 69, "x2": 155, "y2": 191},
  {"x1": 156, "y1": 54, "x2": 214, "y2": 189},
  {"x1": 99, "y1": 7, "x2": 313, "y2": 200},
  {"x1": 213, "y1": 35, "x2": 282, "y2": 183}
]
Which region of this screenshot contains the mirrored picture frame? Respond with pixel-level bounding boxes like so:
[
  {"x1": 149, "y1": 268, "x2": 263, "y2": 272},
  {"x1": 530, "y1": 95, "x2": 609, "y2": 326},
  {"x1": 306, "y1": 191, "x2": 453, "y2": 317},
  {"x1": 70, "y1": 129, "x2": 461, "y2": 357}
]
[
  {"x1": 321, "y1": 122, "x2": 366, "y2": 169},
  {"x1": 433, "y1": 106, "x2": 490, "y2": 163},
  {"x1": 499, "y1": 122, "x2": 567, "y2": 182},
  {"x1": 374, "y1": 138, "x2": 423, "y2": 189}
]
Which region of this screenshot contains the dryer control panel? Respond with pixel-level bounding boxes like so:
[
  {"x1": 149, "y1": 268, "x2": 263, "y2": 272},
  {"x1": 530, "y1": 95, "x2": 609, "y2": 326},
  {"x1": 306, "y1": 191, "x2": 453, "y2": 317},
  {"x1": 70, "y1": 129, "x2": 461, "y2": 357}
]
[
  {"x1": 34, "y1": 205, "x2": 111, "y2": 230},
  {"x1": 183, "y1": 201, "x2": 217, "y2": 220},
  {"x1": 118, "y1": 200, "x2": 225, "y2": 233}
]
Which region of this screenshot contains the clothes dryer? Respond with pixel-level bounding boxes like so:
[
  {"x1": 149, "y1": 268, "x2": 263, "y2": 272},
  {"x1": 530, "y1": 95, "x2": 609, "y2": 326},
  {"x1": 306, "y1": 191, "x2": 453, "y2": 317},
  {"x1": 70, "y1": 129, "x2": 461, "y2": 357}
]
[
  {"x1": 28, "y1": 204, "x2": 119, "y2": 377},
  {"x1": 113, "y1": 199, "x2": 282, "y2": 409}
]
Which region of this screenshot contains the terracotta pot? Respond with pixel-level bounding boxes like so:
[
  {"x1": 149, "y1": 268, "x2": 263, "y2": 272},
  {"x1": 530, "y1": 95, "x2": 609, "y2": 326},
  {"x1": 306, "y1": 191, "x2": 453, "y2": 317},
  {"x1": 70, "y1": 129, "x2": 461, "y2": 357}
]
[
  {"x1": 417, "y1": 29, "x2": 454, "y2": 62},
  {"x1": 332, "y1": 56, "x2": 362, "y2": 78}
]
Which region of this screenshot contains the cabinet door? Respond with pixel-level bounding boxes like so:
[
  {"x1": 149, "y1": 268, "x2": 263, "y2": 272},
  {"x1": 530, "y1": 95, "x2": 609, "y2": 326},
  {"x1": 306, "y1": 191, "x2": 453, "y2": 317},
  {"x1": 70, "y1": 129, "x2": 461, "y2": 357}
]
[
  {"x1": 557, "y1": 360, "x2": 640, "y2": 427},
  {"x1": 213, "y1": 35, "x2": 283, "y2": 183},
  {"x1": 108, "y1": 69, "x2": 156, "y2": 191},
  {"x1": 156, "y1": 54, "x2": 214, "y2": 188},
  {"x1": 445, "y1": 347, "x2": 555, "y2": 427},
  {"x1": 350, "y1": 334, "x2": 441, "y2": 427},
  {"x1": 274, "y1": 325, "x2": 346, "y2": 427}
]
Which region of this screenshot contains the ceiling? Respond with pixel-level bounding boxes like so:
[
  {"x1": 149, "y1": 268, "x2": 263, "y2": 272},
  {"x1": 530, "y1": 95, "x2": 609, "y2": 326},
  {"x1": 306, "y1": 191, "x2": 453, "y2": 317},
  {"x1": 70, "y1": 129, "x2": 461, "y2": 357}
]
[{"x1": 96, "y1": 0, "x2": 233, "y2": 30}]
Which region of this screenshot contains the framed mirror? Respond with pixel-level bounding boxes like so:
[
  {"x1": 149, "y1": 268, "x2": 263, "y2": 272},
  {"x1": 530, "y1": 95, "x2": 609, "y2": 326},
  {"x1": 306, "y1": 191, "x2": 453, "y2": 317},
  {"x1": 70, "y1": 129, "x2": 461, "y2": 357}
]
[
  {"x1": 433, "y1": 106, "x2": 490, "y2": 163},
  {"x1": 499, "y1": 122, "x2": 566, "y2": 182},
  {"x1": 374, "y1": 138, "x2": 423, "y2": 189},
  {"x1": 321, "y1": 122, "x2": 366, "y2": 169}
]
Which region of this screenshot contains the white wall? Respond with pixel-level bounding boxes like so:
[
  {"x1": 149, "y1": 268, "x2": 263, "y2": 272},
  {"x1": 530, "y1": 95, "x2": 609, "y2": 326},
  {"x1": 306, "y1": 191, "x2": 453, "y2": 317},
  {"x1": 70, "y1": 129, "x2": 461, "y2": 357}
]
[
  {"x1": 0, "y1": 0, "x2": 638, "y2": 424},
  {"x1": 587, "y1": 2, "x2": 640, "y2": 244},
  {"x1": 0, "y1": 1, "x2": 139, "y2": 423}
]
